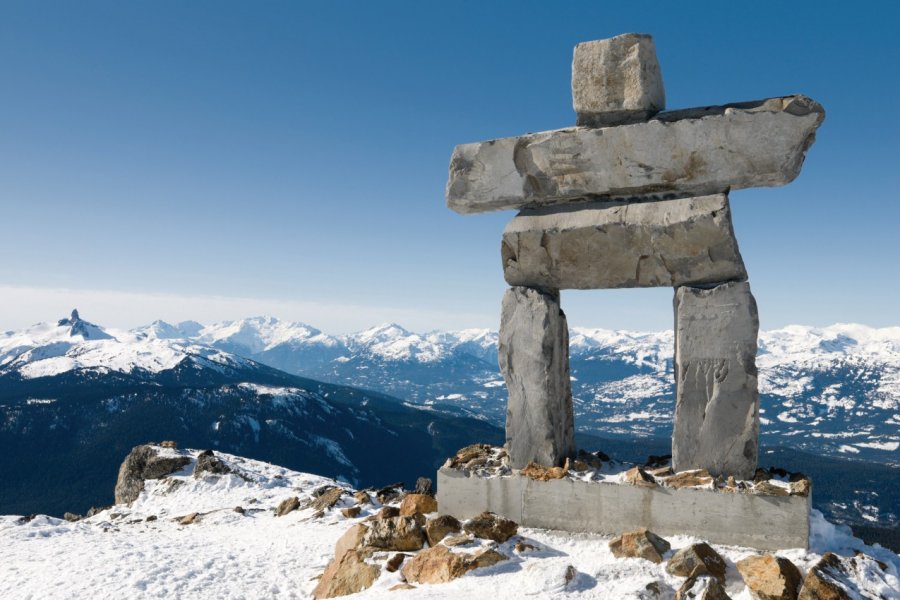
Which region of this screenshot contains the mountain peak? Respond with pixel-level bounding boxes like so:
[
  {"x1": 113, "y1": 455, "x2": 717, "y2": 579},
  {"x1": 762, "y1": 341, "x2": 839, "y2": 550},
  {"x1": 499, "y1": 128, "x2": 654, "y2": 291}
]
[{"x1": 56, "y1": 309, "x2": 112, "y2": 341}]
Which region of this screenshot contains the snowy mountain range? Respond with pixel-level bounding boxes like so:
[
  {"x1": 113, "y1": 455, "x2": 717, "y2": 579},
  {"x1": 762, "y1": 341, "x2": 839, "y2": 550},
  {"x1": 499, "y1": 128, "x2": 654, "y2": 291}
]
[
  {"x1": 120, "y1": 314, "x2": 900, "y2": 466},
  {"x1": 1, "y1": 311, "x2": 898, "y2": 535}
]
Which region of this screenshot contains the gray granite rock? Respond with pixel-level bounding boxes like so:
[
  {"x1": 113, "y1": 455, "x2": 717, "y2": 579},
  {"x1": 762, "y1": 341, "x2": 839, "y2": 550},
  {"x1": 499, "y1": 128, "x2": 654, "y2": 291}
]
[
  {"x1": 673, "y1": 281, "x2": 759, "y2": 479},
  {"x1": 502, "y1": 193, "x2": 746, "y2": 289},
  {"x1": 499, "y1": 286, "x2": 574, "y2": 469},
  {"x1": 446, "y1": 95, "x2": 824, "y2": 214},
  {"x1": 572, "y1": 33, "x2": 665, "y2": 127}
]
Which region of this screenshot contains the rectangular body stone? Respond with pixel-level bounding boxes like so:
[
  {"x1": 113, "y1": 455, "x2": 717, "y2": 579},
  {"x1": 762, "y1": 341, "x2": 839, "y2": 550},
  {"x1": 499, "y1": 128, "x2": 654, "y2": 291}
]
[
  {"x1": 502, "y1": 193, "x2": 746, "y2": 289},
  {"x1": 446, "y1": 95, "x2": 824, "y2": 214},
  {"x1": 572, "y1": 33, "x2": 665, "y2": 127},
  {"x1": 673, "y1": 281, "x2": 760, "y2": 479},
  {"x1": 499, "y1": 286, "x2": 575, "y2": 469},
  {"x1": 437, "y1": 469, "x2": 811, "y2": 550}
]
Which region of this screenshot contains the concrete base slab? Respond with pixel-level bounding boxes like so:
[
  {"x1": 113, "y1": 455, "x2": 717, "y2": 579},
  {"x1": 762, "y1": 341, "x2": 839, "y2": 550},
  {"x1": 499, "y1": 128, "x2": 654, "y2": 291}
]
[{"x1": 437, "y1": 468, "x2": 810, "y2": 550}]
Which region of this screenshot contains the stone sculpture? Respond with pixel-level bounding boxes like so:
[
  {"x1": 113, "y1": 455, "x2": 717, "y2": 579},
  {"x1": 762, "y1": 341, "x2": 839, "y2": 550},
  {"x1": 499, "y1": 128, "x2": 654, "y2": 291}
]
[{"x1": 445, "y1": 32, "x2": 824, "y2": 480}]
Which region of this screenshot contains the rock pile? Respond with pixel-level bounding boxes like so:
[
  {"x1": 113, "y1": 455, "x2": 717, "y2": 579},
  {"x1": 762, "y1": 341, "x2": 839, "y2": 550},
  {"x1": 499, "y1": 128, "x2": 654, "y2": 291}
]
[{"x1": 445, "y1": 32, "x2": 824, "y2": 479}]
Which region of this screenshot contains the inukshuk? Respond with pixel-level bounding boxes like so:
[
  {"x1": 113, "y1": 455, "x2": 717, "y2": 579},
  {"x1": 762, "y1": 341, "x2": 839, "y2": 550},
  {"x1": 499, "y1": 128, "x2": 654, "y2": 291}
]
[{"x1": 446, "y1": 33, "x2": 824, "y2": 480}]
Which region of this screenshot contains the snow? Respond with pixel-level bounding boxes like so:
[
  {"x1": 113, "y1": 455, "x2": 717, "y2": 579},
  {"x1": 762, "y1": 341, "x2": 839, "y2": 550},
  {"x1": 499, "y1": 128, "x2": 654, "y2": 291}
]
[{"x1": 1, "y1": 447, "x2": 897, "y2": 600}]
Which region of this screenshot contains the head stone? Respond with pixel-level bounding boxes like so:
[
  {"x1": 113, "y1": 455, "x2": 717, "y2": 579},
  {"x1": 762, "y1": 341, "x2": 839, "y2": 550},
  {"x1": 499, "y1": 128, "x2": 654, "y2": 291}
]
[{"x1": 572, "y1": 33, "x2": 665, "y2": 127}]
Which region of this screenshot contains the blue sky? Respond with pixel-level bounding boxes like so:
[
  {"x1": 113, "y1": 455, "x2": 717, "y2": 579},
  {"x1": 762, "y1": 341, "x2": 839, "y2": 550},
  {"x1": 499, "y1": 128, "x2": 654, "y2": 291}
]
[{"x1": 2, "y1": 1, "x2": 898, "y2": 333}]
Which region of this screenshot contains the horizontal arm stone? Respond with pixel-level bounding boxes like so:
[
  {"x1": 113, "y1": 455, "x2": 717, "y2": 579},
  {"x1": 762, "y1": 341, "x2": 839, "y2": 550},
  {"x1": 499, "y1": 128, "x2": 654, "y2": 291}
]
[
  {"x1": 446, "y1": 95, "x2": 824, "y2": 214},
  {"x1": 501, "y1": 193, "x2": 747, "y2": 289}
]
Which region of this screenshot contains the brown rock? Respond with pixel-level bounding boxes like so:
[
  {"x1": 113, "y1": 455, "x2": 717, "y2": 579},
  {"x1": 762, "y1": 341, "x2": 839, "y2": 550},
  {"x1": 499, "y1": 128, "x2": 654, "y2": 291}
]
[
  {"x1": 520, "y1": 462, "x2": 567, "y2": 481},
  {"x1": 385, "y1": 553, "x2": 407, "y2": 573},
  {"x1": 353, "y1": 491, "x2": 371, "y2": 505},
  {"x1": 63, "y1": 512, "x2": 81, "y2": 522},
  {"x1": 624, "y1": 466, "x2": 657, "y2": 487},
  {"x1": 666, "y1": 543, "x2": 727, "y2": 582},
  {"x1": 310, "y1": 487, "x2": 345, "y2": 512},
  {"x1": 389, "y1": 583, "x2": 416, "y2": 591},
  {"x1": 798, "y1": 552, "x2": 892, "y2": 600},
  {"x1": 399, "y1": 494, "x2": 438, "y2": 517},
  {"x1": 463, "y1": 512, "x2": 518, "y2": 543},
  {"x1": 275, "y1": 496, "x2": 301, "y2": 517},
  {"x1": 177, "y1": 512, "x2": 200, "y2": 525},
  {"x1": 376, "y1": 483, "x2": 406, "y2": 505},
  {"x1": 789, "y1": 479, "x2": 811, "y2": 497},
  {"x1": 665, "y1": 469, "x2": 714, "y2": 489},
  {"x1": 737, "y1": 554, "x2": 802, "y2": 600},
  {"x1": 515, "y1": 542, "x2": 537, "y2": 553},
  {"x1": 363, "y1": 516, "x2": 426, "y2": 551},
  {"x1": 159, "y1": 440, "x2": 178, "y2": 449},
  {"x1": 647, "y1": 466, "x2": 674, "y2": 477},
  {"x1": 675, "y1": 574, "x2": 732, "y2": 600},
  {"x1": 334, "y1": 523, "x2": 368, "y2": 559},
  {"x1": 341, "y1": 506, "x2": 361, "y2": 519},
  {"x1": 471, "y1": 548, "x2": 508, "y2": 569},
  {"x1": 424, "y1": 514, "x2": 461, "y2": 546},
  {"x1": 450, "y1": 444, "x2": 494, "y2": 468},
  {"x1": 114, "y1": 444, "x2": 191, "y2": 505},
  {"x1": 401, "y1": 544, "x2": 474, "y2": 584},
  {"x1": 233, "y1": 506, "x2": 245, "y2": 514},
  {"x1": 609, "y1": 529, "x2": 671, "y2": 564},
  {"x1": 443, "y1": 534, "x2": 474, "y2": 547},
  {"x1": 377, "y1": 506, "x2": 400, "y2": 520},
  {"x1": 312, "y1": 549, "x2": 380, "y2": 599}
]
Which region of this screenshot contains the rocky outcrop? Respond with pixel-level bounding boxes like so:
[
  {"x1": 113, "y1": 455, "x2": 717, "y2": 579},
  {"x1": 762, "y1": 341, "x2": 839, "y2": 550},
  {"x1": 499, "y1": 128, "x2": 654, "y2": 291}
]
[
  {"x1": 424, "y1": 515, "x2": 461, "y2": 546},
  {"x1": 675, "y1": 574, "x2": 732, "y2": 600},
  {"x1": 114, "y1": 445, "x2": 191, "y2": 505},
  {"x1": 502, "y1": 194, "x2": 746, "y2": 290},
  {"x1": 274, "y1": 496, "x2": 300, "y2": 517},
  {"x1": 666, "y1": 543, "x2": 727, "y2": 582},
  {"x1": 400, "y1": 545, "x2": 508, "y2": 585},
  {"x1": 572, "y1": 33, "x2": 664, "y2": 127},
  {"x1": 193, "y1": 449, "x2": 231, "y2": 478},
  {"x1": 520, "y1": 462, "x2": 566, "y2": 481},
  {"x1": 737, "y1": 554, "x2": 802, "y2": 600},
  {"x1": 447, "y1": 96, "x2": 824, "y2": 215},
  {"x1": 463, "y1": 512, "x2": 518, "y2": 543},
  {"x1": 500, "y1": 286, "x2": 575, "y2": 469},
  {"x1": 609, "y1": 529, "x2": 671, "y2": 564},
  {"x1": 798, "y1": 552, "x2": 894, "y2": 600},
  {"x1": 673, "y1": 281, "x2": 760, "y2": 479},
  {"x1": 398, "y1": 493, "x2": 437, "y2": 517}
]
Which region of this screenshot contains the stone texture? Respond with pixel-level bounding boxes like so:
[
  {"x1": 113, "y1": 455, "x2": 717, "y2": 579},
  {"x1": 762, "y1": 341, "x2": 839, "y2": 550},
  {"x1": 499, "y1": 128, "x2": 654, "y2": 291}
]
[
  {"x1": 114, "y1": 445, "x2": 191, "y2": 505},
  {"x1": 400, "y1": 545, "x2": 475, "y2": 584},
  {"x1": 609, "y1": 528, "x2": 671, "y2": 563},
  {"x1": 798, "y1": 552, "x2": 893, "y2": 600},
  {"x1": 398, "y1": 493, "x2": 438, "y2": 517},
  {"x1": 446, "y1": 95, "x2": 824, "y2": 214},
  {"x1": 312, "y1": 549, "x2": 380, "y2": 599},
  {"x1": 736, "y1": 554, "x2": 802, "y2": 600},
  {"x1": 572, "y1": 33, "x2": 665, "y2": 127},
  {"x1": 675, "y1": 575, "x2": 732, "y2": 600},
  {"x1": 463, "y1": 511, "x2": 518, "y2": 543},
  {"x1": 673, "y1": 281, "x2": 759, "y2": 479},
  {"x1": 193, "y1": 449, "x2": 231, "y2": 478},
  {"x1": 501, "y1": 194, "x2": 746, "y2": 289},
  {"x1": 362, "y1": 516, "x2": 426, "y2": 551},
  {"x1": 424, "y1": 514, "x2": 461, "y2": 546},
  {"x1": 666, "y1": 543, "x2": 727, "y2": 582},
  {"x1": 499, "y1": 286, "x2": 575, "y2": 469},
  {"x1": 309, "y1": 487, "x2": 345, "y2": 512},
  {"x1": 275, "y1": 496, "x2": 300, "y2": 517},
  {"x1": 623, "y1": 466, "x2": 656, "y2": 488},
  {"x1": 334, "y1": 523, "x2": 368, "y2": 559},
  {"x1": 520, "y1": 462, "x2": 567, "y2": 481}
]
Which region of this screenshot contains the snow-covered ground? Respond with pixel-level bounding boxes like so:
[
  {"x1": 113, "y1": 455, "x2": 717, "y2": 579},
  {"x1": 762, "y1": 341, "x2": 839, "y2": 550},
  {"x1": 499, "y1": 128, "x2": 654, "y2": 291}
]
[{"x1": 1, "y1": 448, "x2": 897, "y2": 600}]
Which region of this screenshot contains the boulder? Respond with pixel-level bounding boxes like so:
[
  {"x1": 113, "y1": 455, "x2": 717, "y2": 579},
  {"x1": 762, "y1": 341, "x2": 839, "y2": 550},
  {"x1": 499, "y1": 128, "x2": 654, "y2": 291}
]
[
  {"x1": 362, "y1": 516, "x2": 426, "y2": 551},
  {"x1": 414, "y1": 477, "x2": 434, "y2": 496},
  {"x1": 399, "y1": 494, "x2": 438, "y2": 517},
  {"x1": 666, "y1": 543, "x2": 727, "y2": 582},
  {"x1": 341, "y1": 506, "x2": 361, "y2": 519},
  {"x1": 449, "y1": 444, "x2": 493, "y2": 468},
  {"x1": 675, "y1": 575, "x2": 732, "y2": 600},
  {"x1": 672, "y1": 281, "x2": 760, "y2": 479},
  {"x1": 623, "y1": 466, "x2": 656, "y2": 487},
  {"x1": 312, "y1": 549, "x2": 380, "y2": 599},
  {"x1": 444, "y1": 534, "x2": 474, "y2": 547},
  {"x1": 446, "y1": 95, "x2": 824, "y2": 214},
  {"x1": 425, "y1": 514, "x2": 462, "y2": 546},
  {"x1": 500, "y1": 286, "x2": 575, "y2": 469},
  {"x1": 309, "y1": 487, "x2": 345, "y2": 512},
  {"x1": 385, "y1": 553, "x2": 407, "y2": 573},
  {"x1": 572, "y1": 33, "x2": 665, "y2": 127},
  {"x1": 501, "y1": 194, "x2": 746, "y2": 290},
  {"x1": 609, "y1": 529, "x2": 671, "y2": 564},
  {"x1": 177, "y1": 512, "x2": 200, "y2": 525},
  {"x1": 471, "y1": 548, "x2": 508, "y2": 569},
  {"x1": 736, "y1": 554, "x2": 802, "y2": 600},
  {"x1": 193, "y1": 449, "x2": 231, "y2": 478},
  {"x1": 63, "y1": 512, "x2": 81, "y2": 522},
  {"x1": 400, "y1": 544, "x2": 475, "y2": 584},
  {"x1": 114, "y1": 444, "x2": 191, "y2": 505},
  {"x1": 663, "y1": 469, "x2": 713, "y2": 489},
  {"x1": 375, "y1": 482, "x2": 405, "y2": 505},
  {"x1": 377, "y1": 506, "x2": 400, "y2": 520},
  {"x1": 275, "y1": 496, "x2": 300, "y2": 517},
  {"x1": 798, "y1": 552, "x2": 894, "y2": 600},
  {"x1": 463, "y1": 512, "x2": 518, "y2": 543},
  {"x1": 353, "y1": 491, "x2": 371, "y2": 505},
  {"x1": 334, "y1": 523, "x2": 368, "y2": 559}
]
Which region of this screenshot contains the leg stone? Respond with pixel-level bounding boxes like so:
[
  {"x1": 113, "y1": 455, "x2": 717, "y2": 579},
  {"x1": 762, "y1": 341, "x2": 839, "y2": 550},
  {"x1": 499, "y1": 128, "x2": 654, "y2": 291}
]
[
  {"x1": 673, "y1": 281, "x2": 759, "y2": 479},
  {"x1": 499, "y1": 286, "x2": 575, "y2": 469}
]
